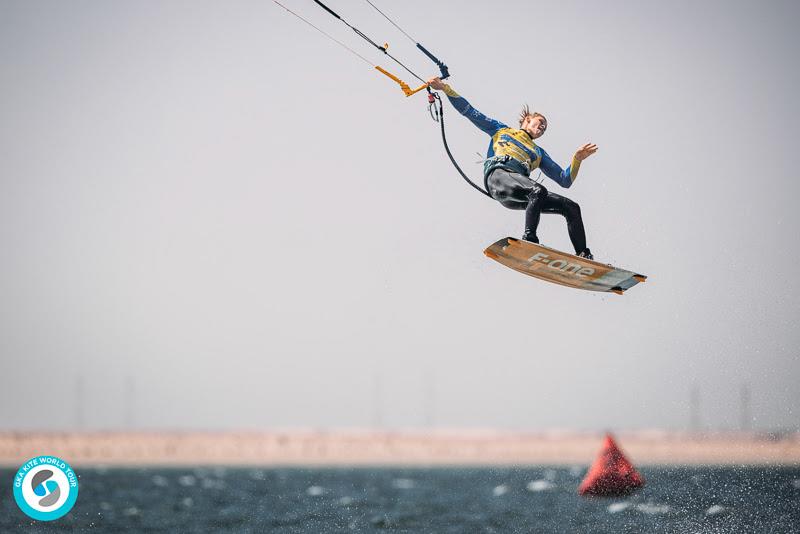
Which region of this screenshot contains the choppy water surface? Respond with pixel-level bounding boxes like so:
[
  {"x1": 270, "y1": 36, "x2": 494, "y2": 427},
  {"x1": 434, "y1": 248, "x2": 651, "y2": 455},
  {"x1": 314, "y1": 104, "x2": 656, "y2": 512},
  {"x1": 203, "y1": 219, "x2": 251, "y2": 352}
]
[{"x1": 2, "y1": 466, "x2": 799, "y2": 532}]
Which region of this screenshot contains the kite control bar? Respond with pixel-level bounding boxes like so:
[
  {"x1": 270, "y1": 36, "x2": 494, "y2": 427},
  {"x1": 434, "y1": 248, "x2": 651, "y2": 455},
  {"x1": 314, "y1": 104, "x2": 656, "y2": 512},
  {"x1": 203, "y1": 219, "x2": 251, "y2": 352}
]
[
  {"x1": 416, "y1": 43, "x2": 449, "y2": 80},
  {"x1": 375, "y1": 66, "x2": 428, "y2": 97},
  {"x1": 309, "y1": 0, "x2": 449, "y2": 96},
  {"x1": 275, "y1": 1, "x2": 486, "y2": 198},
  {"x1": 363, "y1": 0, "x2": 450, "y2": 80},
  {"x1": 277, "y1": 0, "x2": 450, "y2": 97}
]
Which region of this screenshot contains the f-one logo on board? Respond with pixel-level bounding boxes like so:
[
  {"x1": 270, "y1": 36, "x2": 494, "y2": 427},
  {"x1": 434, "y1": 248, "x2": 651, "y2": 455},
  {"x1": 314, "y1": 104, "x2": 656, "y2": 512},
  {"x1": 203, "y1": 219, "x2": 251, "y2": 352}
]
[
  {"x1": 528, "y1": 252, "x2": 595, "y2": 277},
  {"x1": 13, "y1": 455, "x2": 79, "y2": 521}
]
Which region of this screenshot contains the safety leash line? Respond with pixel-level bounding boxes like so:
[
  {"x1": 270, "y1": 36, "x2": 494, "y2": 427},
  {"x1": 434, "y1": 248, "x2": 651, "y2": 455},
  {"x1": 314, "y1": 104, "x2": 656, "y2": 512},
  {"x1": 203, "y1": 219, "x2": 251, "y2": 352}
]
[{"x1": 430, "y1": 92, "x2": 491, "y2": 198}]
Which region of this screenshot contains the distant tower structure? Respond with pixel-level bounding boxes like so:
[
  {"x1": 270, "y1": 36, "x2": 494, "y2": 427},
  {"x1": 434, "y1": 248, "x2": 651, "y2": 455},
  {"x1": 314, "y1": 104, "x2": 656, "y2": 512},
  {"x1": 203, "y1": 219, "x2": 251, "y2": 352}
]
[
  {"x1": 423, "y1": 367, "x2": 434, "y2": 428},
  {"x1": 689, "y1": 386, "x2": 701, "y2": 433},
  {"x1": 75, "y1": 376, "x2": 85, "y2": 430},
  {"x1": 124, "y1": 376, "x2": 135, "y2": 429},
  {"x1": 372, "y1": 369, "x2": 383, "y2": 428},
  {"x1": 740, "y1": 383, "x2": 751, "y2": 433}
]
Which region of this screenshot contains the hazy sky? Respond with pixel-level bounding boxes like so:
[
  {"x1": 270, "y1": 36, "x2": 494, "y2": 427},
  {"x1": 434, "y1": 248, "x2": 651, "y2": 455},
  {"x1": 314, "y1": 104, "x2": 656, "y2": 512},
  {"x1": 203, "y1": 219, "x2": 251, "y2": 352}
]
[{"x1": 1, "y1": 0, "x2": 798, "y2": 432}]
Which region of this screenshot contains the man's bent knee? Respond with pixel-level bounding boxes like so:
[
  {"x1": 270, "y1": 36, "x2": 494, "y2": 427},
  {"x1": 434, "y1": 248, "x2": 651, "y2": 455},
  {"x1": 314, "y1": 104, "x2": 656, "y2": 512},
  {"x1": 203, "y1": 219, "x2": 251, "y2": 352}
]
[{"x1": 565, "y1": 199, "x2": 581, "y2": 219}]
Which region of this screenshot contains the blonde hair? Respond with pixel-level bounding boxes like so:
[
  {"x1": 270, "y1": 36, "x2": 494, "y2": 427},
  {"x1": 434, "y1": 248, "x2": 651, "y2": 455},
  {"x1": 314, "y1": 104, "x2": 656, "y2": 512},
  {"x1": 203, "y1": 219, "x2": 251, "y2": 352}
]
[{"x1": 518, "y1": 104, "x2": 547, "y2": 128}]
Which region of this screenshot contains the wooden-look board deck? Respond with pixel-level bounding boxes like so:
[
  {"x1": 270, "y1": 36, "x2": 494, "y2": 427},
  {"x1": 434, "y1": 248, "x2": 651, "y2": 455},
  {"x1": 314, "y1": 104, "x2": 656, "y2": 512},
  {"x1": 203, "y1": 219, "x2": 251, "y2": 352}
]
[{"x1": 484, "y1": 237, "x2": 646, "y2": 294}]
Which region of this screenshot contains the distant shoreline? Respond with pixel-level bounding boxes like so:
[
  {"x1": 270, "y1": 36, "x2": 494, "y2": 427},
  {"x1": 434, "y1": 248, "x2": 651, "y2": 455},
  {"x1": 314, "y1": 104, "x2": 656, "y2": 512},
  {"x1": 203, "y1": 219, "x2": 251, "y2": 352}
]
[{"x1": 1, "y1": 430, "x2": 798, "y2": 467}]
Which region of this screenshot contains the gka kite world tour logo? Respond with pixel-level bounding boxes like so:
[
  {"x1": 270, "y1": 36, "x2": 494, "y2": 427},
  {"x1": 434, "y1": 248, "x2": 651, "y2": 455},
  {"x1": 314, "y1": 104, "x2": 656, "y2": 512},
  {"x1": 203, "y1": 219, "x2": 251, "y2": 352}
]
[{"x1": 13, "y1": 455, "x2": 79, "y2": 521}]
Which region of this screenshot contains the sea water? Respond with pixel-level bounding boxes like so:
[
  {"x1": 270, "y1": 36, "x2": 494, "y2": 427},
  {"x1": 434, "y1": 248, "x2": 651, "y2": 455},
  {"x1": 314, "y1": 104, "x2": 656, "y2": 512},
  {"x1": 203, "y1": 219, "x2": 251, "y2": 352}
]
[{"x1": 2, "y1": 466, "x2": 799, "y2": 532}]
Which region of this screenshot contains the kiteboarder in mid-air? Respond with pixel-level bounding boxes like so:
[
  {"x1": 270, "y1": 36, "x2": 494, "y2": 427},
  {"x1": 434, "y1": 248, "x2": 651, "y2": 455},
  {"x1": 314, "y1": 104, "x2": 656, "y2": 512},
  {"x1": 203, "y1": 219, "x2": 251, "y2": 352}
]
[{"x1": 427, "y1": 77, "x2": 598, "y2": 259}]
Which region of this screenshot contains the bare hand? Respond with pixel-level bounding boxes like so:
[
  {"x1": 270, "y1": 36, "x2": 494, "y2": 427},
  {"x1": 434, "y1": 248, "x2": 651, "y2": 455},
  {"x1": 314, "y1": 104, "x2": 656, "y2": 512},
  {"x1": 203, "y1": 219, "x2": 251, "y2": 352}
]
[
  {"x1": 427, "y1": 77, "x2": 447, "y2": 91},
  {"x1": 574, "y1": 143, "x2": 598, "y2": 162}
]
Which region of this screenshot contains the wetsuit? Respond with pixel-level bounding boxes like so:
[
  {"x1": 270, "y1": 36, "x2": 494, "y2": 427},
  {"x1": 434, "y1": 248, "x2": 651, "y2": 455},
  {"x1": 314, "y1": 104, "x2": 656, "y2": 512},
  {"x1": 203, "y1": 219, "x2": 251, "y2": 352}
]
[{"x1": 442, "y1": 85, "x2": 589, "y2": 255}]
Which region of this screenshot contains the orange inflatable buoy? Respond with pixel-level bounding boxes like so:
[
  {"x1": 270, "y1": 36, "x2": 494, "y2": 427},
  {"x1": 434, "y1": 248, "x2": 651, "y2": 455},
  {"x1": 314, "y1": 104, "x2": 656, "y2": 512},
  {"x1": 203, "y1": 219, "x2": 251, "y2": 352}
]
[{"x1": 578, "y1": 433, "x2": 645, "y2": 496}]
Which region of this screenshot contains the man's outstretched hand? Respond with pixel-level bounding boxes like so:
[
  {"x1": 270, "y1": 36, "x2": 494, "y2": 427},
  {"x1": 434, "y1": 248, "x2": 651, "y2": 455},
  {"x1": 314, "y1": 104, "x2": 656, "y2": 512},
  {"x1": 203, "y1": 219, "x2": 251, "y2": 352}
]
[
  {"x1": 427, "y1": 77, "x2": 447, "y2": 91},
  {"x1": 574, "y1": 143, "x2": 598, "y2": 162}
]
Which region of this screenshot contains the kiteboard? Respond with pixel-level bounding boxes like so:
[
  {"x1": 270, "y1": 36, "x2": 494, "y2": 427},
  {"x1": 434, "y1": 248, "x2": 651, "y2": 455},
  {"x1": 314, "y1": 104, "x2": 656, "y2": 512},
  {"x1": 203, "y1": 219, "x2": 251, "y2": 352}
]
[{"x1": 484, "y1": 237, "x2": 646, "y2": 294}]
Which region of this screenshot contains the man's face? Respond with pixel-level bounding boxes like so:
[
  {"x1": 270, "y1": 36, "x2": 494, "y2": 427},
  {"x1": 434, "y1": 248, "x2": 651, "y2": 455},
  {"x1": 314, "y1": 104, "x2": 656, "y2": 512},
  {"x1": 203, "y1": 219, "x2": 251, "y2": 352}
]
[{"x1": 523, "y1": 115, "x2": 547, "y2": 139}]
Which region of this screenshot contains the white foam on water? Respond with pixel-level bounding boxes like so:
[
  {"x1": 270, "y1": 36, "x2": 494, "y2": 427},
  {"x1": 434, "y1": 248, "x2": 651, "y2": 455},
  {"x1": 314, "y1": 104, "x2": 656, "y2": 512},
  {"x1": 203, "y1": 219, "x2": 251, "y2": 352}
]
[
  {"x1": 181, "y1": 497, "x2": 193, "y2": 508},
  {"x1": 152, "y1": 475, "x2": 169, "y2": 487},
  {"x1": 306, "y1": 485, "x2": 325, "y2": 496},
  {"x1": 392, "y1": 478, "x2": 415, "y2": 489},
  {"x1": 705, "y1": 504, "x2": 727, "y2": 516},
  {"x1": 178, "y1": 475, "x2": 196, "y2": 487},
  {"x1": 249, "y1": 469, "x2": 265, "y2": 481},
  {"x1": 607, "y1": 502, "x2": 631, "y2": 514},
  {"x1": 338, "y1": 496, "x2": 354, "y2": 506},
  {"x1": 569, "y1": 466, "x2": 584, "y2": 477},
  {"x1": 635, "y1": 502, "x2": 671, "y2": 515},
  {"x1": 122, "y1": 507, "x2": 140, "y2": 517},
  {"x1": 492, "y1": 484, "x2": 509, "y2": 497},
  {"x1": 792, "y1": 479, "x2": 800, "y2": 489},
  {"x1": 211, "y1": 467, "x2": 227, "y2": 478},
  {"x1": 201, "y1": 478, "x2": 226, "y2": 490},
  {"x1": 526, "y1": 480, "x2": 555, "y2": 492}
]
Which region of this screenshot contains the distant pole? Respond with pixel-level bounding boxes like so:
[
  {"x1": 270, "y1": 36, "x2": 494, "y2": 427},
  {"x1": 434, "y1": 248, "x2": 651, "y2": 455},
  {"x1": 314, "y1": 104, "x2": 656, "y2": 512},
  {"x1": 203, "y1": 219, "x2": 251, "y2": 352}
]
[
  {"x1": 124, "y1": 376, "x2": 135, "y2": 429},
  {"x1": 372, "y1": 369, "x2": 383, "y2": 428},
  {"x1": 689, "y1": 386, "x2": 701, "y2": 434},
  {"x1": 75, "y1": 376, "x2": 85, "y2": 430},
  {"x1": 740, "y1": 383, "x2": 751, "y2": 433},
  {"x1": 423, "y1": 367, "x2": 434, "y2": 428}
]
